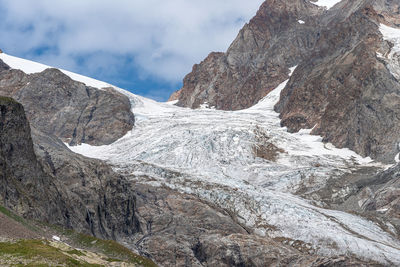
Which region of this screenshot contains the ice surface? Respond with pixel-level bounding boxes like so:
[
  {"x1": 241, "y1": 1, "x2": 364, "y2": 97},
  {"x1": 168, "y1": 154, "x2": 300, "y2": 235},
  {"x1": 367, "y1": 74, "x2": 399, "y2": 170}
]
[
  {"x1": 311, "y1": 0, "x2": 342, "y2": 9},
  {"x1": 0, "y1": 53, "x2": 111, "y2": 89},
  {"x1": 68, "y1": 66, "x2": 400, "y2": 264}
]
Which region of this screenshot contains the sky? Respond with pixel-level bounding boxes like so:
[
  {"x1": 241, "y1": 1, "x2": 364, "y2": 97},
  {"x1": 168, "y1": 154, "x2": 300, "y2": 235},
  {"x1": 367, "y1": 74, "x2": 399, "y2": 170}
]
[{"x1": 0, "y1": 0, "x2": 264, "y2": 101}]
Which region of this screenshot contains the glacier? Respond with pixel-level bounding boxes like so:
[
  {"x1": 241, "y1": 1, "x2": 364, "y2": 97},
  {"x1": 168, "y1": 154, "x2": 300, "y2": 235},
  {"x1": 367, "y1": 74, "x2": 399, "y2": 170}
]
[{"x1": 69, "y1": 69, "x2": 400, "y2": 264}]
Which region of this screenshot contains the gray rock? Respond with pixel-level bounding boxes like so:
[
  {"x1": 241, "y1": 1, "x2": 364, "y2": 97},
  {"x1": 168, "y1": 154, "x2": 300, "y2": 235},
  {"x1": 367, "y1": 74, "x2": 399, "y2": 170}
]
[
  {"x1": 0, "y1": 61, "x2": 134, "y2": 146},
  {"x1": 276, "y1": 1, "x2": 400, "y2": 163},
  {"x1": 0, "y1": 96, "x2": 68, "y2": 221}
]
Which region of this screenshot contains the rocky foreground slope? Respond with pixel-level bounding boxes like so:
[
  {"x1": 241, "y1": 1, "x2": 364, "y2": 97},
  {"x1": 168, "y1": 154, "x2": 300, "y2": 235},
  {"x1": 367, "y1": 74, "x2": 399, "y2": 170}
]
[{"x1": 174, "y1": 0, "x2": 400, "y2": 163}]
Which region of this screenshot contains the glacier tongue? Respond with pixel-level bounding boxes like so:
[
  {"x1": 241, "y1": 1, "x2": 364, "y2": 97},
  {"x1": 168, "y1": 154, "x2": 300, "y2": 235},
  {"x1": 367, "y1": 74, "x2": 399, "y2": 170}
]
[{"x1": 69, "y1": 72, "x2": 400, "y2": 264}]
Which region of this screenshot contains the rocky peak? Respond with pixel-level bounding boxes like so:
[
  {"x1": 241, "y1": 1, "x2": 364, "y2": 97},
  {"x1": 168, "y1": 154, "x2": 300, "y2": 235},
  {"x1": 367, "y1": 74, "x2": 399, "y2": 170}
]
[
  {"x1": 173, "y1": 0, "x2": 400, "y2": 162},
  {"x1": 175, "y1": 0, "x2": 323, "y2": 110}
]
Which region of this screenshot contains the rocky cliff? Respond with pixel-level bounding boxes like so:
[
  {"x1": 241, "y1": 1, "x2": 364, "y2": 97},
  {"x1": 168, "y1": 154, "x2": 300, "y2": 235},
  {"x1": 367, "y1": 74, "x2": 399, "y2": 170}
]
[
  {"x1": 0, "y1": 96, "x2": 141, "y2": 241},
  {"x1": 174, "y1": 0, "x2": 400, "y2": 163},
  {"x1": 275, "y1": 0, "x2": 400, "y2": 163},
  {"x1": 0, "y1": 96, "x2": 68, "y2": 220},
  {"x1": 0, "y1": 61, "x2": 134, "y2": 146}
]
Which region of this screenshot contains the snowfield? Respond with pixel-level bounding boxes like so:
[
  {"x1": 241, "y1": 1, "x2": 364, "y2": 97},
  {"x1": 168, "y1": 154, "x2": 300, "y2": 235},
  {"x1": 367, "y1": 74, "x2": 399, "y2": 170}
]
[{"x1": 2, "y1": 53, "x2": 400, "y2": 264}]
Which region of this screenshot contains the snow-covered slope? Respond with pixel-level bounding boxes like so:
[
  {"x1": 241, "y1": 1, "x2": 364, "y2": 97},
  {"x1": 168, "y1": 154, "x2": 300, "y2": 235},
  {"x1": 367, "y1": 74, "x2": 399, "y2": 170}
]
[
  {"x1": 0, "y1": 53, "x2": 111, "y2": 88},
  {"x1": 2, "y1": 53, "x2": 400, "y2": 264}
]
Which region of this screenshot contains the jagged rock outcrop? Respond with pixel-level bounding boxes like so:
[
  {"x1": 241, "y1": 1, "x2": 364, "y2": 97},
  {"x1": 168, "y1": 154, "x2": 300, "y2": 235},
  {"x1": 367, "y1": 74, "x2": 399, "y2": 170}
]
[
  {"x1": 0, "y1": 96, "x2": 68, "y2": 221},
  {"x1": 0, "y1": 96, "x2": 141, "y2": 241},
  {"x1": 167, "y1": 89, "x2": 182, "y2": 102},
  {"x1": 0, "y1": 61, "x2": 134, "y2": 146},
  {"x1": 31, "y1": 128, "x2": 142, "y2": 240},
  {"x1": 359, "y1": 164, "x2": 400, "y2": 226},
  {"x1": 275, "y1": 0, "x2": 400, "y2": 163},
  {"x1": 176, "y1": 0, "x2": 323, "y2": 110},
  {"x1": 175, "y1": 0, "x2": 400, "y2": 163}
]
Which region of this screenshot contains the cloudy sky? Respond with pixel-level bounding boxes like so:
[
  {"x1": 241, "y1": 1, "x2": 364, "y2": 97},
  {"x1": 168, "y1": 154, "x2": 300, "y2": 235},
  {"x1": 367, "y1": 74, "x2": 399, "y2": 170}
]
[{"x1": 0, "y1": 0, "x2": 263, "y2": 101}]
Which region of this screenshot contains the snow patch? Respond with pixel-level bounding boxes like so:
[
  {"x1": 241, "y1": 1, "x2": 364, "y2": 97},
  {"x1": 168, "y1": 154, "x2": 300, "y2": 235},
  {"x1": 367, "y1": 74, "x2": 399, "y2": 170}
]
[
  {"x1": 166, "y1": 100, "x2": 178, "y2": 105},
  {"x1": 298, "y1": 20, "x2": 305, "y2": 24},
  {"x1": 379, "y1": 24, "x2": 400, "y2": 80},
  {"x1": 52, "y1": 236, "x2": 61, "y2": 242},
  {"x1": 311, "y1": 0, "x2": 342, "y2": 9},
  {"x1": 0, "y1": 53, "x2": 111, "y2": 89}
]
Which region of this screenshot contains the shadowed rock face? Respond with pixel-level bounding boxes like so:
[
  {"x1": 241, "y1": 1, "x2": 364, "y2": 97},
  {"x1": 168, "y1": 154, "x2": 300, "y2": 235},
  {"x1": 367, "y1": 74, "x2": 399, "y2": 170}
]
[
  {"x1": 0, "y1": 96, "x2": 141, "y2": 240},
  {"x1": 0, "y1": 63, "x2": 134, "y2": 146},
  {"x1": 175, "y1": 0, "x2": 400, "y2": 163},
  {"x1": 0, "y1": 96, "x2": 66, "y2": 218}
]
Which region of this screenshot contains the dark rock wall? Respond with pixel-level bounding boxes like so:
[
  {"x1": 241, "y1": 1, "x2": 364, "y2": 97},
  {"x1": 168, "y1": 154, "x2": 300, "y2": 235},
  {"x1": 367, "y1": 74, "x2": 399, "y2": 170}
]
[{"x1": 0, "y1": 96, "x2": 141, "y2": 241}]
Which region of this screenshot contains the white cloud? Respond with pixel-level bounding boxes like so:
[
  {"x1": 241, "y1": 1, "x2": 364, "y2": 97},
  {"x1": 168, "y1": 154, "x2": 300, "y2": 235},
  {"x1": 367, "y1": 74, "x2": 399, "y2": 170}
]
[{"x1": 0, "y1": 0, "x2": 263, "y2": 85}]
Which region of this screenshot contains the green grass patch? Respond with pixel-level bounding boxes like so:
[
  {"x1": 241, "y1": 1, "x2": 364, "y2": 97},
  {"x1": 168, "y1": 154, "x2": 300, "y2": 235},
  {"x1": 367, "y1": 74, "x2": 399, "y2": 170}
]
[
  {"x1": 0, "y1": 240, "x2": 101, "y2": 266},
  {"x1": 0, "y1": 96, "x2": 17, "y2": 104},
  {"x1": 66, "y1": 249, "x2": 85, "y2": 256},
  {"x1": 74, "y1": 233, "x2": 157, "y2": 267},
  {"x1": 106, "y1": 257, "x2": 122, "y2": 262},
  {"x1": 36, "y1": 222, "x2": 157, "y2": 266}
]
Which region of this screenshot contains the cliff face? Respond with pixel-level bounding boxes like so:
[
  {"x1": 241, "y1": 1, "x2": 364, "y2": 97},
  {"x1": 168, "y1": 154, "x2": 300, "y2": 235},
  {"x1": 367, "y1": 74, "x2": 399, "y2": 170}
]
[
  {"x1": 0, "y1": 97, "x2": 66, "y2": 221},
  {"x1": 0, "y1": 63, "x2": 134, "y2": 146},
  {"x1": 0, "y1": 96, "x2": 141, "y2": 240},
  {"x1": 174, "y1": 0, "x2": 400, "y2": 163}
]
